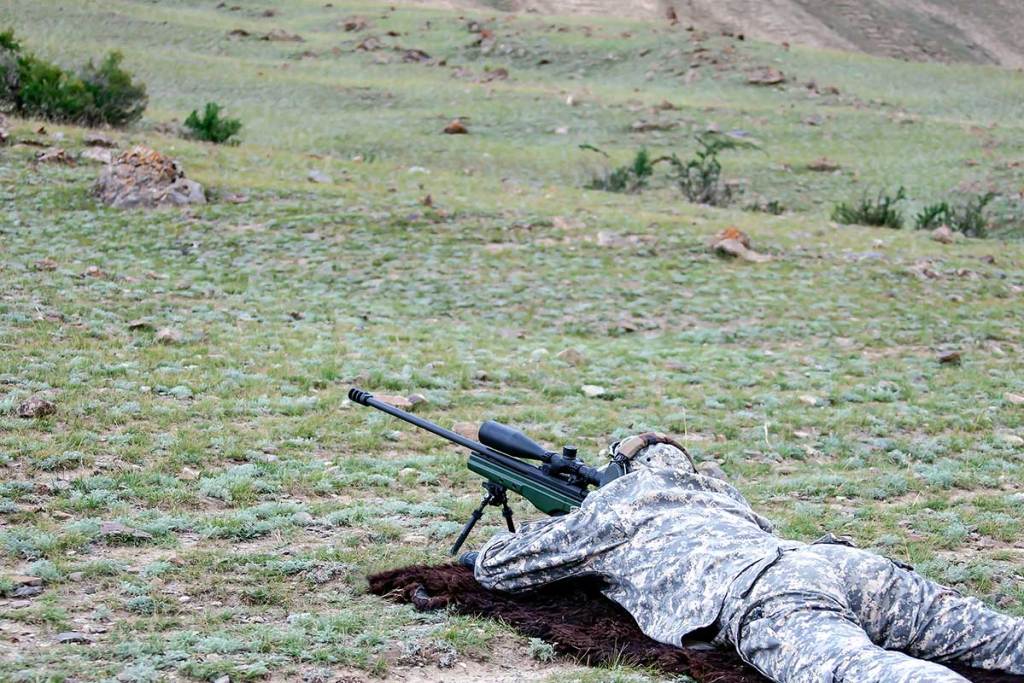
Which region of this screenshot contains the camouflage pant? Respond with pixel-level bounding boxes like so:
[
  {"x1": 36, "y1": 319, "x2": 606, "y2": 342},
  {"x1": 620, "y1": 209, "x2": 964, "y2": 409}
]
[{"x1": 715, "y1": 543, "x2": 1024, "y2": 683}]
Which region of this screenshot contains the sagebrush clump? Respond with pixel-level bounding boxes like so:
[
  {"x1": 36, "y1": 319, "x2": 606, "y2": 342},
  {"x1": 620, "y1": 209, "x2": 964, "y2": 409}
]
[
  {"x1": 831, "y1": 187, "x2": 907, "y2": 229},
  {"x1": 0, "y1": 29, "x2": 147, "y2": 126},
  {"x1": 184, "y1": 101, "x2": 243, "y2": 144},
  {"x1": 581, "y1": 134, "x2": 755, "y2": 205},
  {"x1": 581, "y1": 145, "x2": 656, "y2": 193},
  {"x1": 664, "y1": 133, "x2": 756, "y2": 206},
  {"x1": 915, "y1": 193, "x2": 996, "y2": 238}
]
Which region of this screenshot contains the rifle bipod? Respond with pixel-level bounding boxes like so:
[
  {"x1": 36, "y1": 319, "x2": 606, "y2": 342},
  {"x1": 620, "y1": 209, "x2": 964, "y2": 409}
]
[{"x1": 449, "y1": 481, "x2": 515, "y2": 556}]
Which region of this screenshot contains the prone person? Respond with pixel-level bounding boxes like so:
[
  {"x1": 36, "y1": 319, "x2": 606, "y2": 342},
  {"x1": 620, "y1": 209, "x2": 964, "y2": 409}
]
[{"x1": 465, "y1": 434, "x2": 1024, "y2": 683}]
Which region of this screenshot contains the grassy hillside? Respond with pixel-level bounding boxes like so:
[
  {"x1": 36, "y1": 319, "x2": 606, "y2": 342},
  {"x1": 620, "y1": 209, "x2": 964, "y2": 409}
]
[{"x1": 1, "y1": 1, "x2": 1022, "y2": 681}]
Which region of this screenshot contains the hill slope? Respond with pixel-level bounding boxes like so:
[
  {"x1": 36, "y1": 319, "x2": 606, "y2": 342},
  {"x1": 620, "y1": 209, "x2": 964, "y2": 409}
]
[
  {"x1": 417, "y1": 0, "x2": 1024, "y2": 66},
  {"x1": 1, "y1": 1, "x2": 1023, "y2": 681}
]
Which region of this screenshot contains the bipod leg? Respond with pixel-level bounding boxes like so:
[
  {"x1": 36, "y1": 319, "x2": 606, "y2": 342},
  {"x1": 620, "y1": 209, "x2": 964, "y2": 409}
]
[
  {"x1": 449, "y1": 484, "x2": 504, "y2": 556},
  {"x1": 486, "y1": 483, "x2": 516, "y2": 533}
]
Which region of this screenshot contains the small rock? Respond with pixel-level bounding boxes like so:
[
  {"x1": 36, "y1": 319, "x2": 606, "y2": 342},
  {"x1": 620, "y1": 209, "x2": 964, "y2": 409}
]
[
  {"x1": 747, "y1": 67, "x2": 786, "y2": 85},
  {"x1": 707, "y1": 228, "x2": 771, "y2": 263},
  {"x1": 398, "y1": 467, "x2": 419, "y2": 478},
  {"x1": 1004, "y1": 393, "x2": 1024, "y2": 405},
  {"x1": 262, "y1": 28, "x2": 304, "y2": 42},
  {"x1": 33, "y1": 258, "x2": 58, "y2": 271},
  {"x1": 938, "y1": 350, "x2": 962, "y2": 365},
  {"x1": 95, "y1": 146, "x2": 205, "y2": 208},
  {"x1": 292, "y1": 511, "x2": 314, "y2": 525},
  {"x1": 407, "y1": 393, "x2": 428, "y2": 407},
  {"x1": 17, "y1": 396, "x2": 56, "y2": 419},
  {"x1": 556, "y1": 348, "x2": 586, "y2": 366},
  {"x1": 180, "y1": 466, "x2": 199, "y2": 481},
  {"x1": 56, "y1": 631, "x2": 93, "y2": 645},
  {"x1": 10, "y1": 576, "x2": 43, "y2": 588},
  {"x1": 443, "y1": 119, "x2": 468, "y2": 135},
  {"x1": 931, "y1": 226, "x2": 955, "y2": 244},
  {"x1": 81, "y1": 147, "x2": 113, "y2": 165},
  {"x1": 98, "y1": 521, "x2": 153, "y2": 542},
  {"x1": 307, "y1": 170, "x2": 333, "y2": 184},
  {"x1": 127, "y1": 319, "x2": 155, "y2": 331},
  {"x1": 530, "y1": 348, "x2": 549, "y2": 362},
  {"x1": 798, "y1": 395, "x2": 821, "y2": 407},
  {"x1": 84, "y1": 133, "x2": 117, "y2": 148},
  {"x1": 581, "y1": 384, "x2": 606, "y2": 398},
  {"x1": 375, "y1": 394, "x2": 414, "y2": 410},
  {"x1": 697, "y1": 461, "x2": 727, "y2": 480},
  {"x1": 9, "y1": 600, "x2": 31, "y2": 609},
  {"x1": 999, "y1": 433, "x2": 1024, "y2": 447},
  {"x1": 68, "y1": 572, "x2": 84, "y2": 582},
  {"x1": 36, "y1": 147, "x2": 75, "y2": 165},
  {"x1": 452, "y1": 422, "x2": 479, "y2": 440},
  {"x1": 213, "y1": 676, "x2": 230, "y2": 683},
  {"x1": 806, "y1": 157, "x2": 840, "y2": 172},
  {"x1": 155, "y1": 328, "x2": 183, "y2": 344},
  {"x1": 11, "y1": 585, "x2": 43, "y2": 598}
]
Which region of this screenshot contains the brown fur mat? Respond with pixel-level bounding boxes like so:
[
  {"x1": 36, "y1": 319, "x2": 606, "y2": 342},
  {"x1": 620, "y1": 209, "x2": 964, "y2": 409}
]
[{"x1": 368, "y1": 563, "x2": 1024, "y2": 683}]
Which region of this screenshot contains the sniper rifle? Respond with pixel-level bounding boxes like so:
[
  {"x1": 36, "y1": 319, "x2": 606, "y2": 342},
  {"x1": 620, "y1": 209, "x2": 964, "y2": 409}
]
[{"x1": 348, "y1": 387, "x2": 623, "y2": 555}]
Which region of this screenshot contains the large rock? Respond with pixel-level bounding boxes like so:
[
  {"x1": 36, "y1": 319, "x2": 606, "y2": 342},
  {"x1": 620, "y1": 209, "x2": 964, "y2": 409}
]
[{"x1": 95, "y1": 145, "x2": 205, "y2": 208}]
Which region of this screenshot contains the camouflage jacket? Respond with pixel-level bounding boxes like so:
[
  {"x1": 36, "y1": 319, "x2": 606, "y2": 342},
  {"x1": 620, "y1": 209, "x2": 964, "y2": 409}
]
[{"x1": 474, "y1": 444, "x2": 804, "y2": 646}]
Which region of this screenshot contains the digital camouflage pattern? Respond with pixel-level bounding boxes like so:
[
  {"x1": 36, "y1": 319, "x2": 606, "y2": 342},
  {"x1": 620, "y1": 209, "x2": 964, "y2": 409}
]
[
  {"x1": 474, "y1": 440, "x2": 1024, "y2": 682},
  {"x1": 716, "y1": 543, "x2": 1024, "y2": 682}
]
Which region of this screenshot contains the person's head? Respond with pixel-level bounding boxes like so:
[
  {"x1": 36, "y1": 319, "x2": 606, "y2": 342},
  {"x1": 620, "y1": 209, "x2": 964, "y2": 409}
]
[{"x1": 607, "y1": 432, "x2": 696, "y2": 476}]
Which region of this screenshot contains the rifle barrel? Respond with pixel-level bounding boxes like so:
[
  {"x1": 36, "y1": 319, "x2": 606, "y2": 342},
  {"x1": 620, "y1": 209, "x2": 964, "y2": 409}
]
[{"x1": 347, "y1": 388, "x2": 547, "y2": 462}]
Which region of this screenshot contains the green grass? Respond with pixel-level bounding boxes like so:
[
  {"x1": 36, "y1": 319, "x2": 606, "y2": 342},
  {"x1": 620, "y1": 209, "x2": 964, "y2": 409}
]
[{"x1": 1, "y1": 1, "x2": 1023, "y2": 681}]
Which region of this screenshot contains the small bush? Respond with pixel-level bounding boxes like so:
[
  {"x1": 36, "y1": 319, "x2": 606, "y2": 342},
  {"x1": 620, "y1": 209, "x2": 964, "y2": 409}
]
[
  {"x1": 581, "y1": 145, "x2": 656, "y2": 193},
  {"x1": 0, "y1": 30, "x2": 146, "y2": 126},
  {"x1": 664, "y1": 133, "x2": 756, "y2": 206},
  {"x1": 184, "y1": 101, "x2": 243, "y2": 144},
  {"x1": 79, "y1": 52, "x2": 148, "y2": 126},
  {"x1": 915, "y1": 193, "x2": 995, "y2": 238},
  {"x1": 831, "y1": 187, "x2": 906, "y2": 229}
]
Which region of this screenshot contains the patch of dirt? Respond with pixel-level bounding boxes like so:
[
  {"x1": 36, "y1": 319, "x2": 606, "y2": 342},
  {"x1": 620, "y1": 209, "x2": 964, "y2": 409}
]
[{"x1": 407, "y1": 0, "x2": 1024, "y2": 67}]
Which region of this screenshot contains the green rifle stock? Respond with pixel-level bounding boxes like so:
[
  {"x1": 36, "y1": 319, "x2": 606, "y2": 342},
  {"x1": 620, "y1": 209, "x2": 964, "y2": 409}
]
[{"x1": 348, "y1": 387, "x2": 605, "y2": 554}]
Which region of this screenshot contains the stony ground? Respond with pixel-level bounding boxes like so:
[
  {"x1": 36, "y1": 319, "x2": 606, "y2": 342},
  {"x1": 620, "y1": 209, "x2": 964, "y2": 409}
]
[{"x1": 0, "y1": 1, "x2": 1023, "y2": 681}]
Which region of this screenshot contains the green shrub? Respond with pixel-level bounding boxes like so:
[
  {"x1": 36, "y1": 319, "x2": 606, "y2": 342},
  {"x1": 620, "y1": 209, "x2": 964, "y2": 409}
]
[
  {"x1": 0, "y1": 30, "x2": 146, "y2": 126},
  {"x1": 664, "y1": 133, "x2": 757, "y2": 206},
  {"x1": 581, "y1": 145, "x2": 656, "y2": 193},
  {"x1": 915, "y1": 193, "x2": 995, "y2": 238},
  {"x1": 831, "y1": 187, "x2": 906, "y2": 229},
  {"x1": 184, "y1": 101, "x2": 243, "y2": 144},
  {"x1": 79, "y1": 52, "x2": 148, "y2": 126}
]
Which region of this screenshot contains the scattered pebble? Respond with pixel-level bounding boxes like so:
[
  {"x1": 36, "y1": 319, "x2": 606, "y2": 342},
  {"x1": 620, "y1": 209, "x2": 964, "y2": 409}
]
[
  {"x1": 443, "y1": 119, "x2": 468, "y2": 134},
  {"x1": 697, "y1": 461, "x2": 727, "y2": 480},
  {"x1": 938, "y1": 350, "x2": 962, "y2": 365},
  {"x1": 707, "y1": 227, "x2": 771, "y2": 263},
  {"x1": 307, "y1": 170, "x2": 333, "y2": 184},
  {"x1": 581, "y1": 384, "x2": 606, "y2": 398},
  {"x1": 452, "y1": 422, "x2": 479, "y2": 440},
  {"x1": 56, "y1": 631, "x2": 93, "y2": 645},
  {"x1": 155, "y1": 327, "x2": 184, "y2": 344},
  {"x1": 1004, "y1": 393, "x2": 1024, "y2": 405},
  {"x1": 375, "y1": 394, "x2": 414, "y2": 410},
  {"x1": 17, "y1": 396, "x2": 55, "y2": 419},
  {"x1": 931, "y1": 226, "x2": 956, "y2": 244},
  {"x1": 556, "y1": 348, "x2": 586, "y2": 366}
]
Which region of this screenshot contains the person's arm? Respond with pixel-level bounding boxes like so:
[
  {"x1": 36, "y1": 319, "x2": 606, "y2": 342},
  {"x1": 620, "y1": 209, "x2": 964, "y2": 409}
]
[{"x1": 474, "y1": 501, "x2": 628, "y2": 592}]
